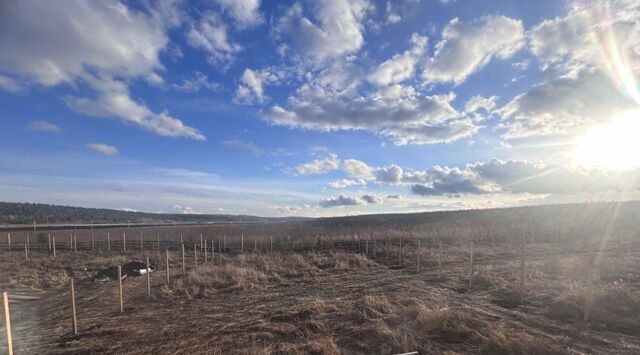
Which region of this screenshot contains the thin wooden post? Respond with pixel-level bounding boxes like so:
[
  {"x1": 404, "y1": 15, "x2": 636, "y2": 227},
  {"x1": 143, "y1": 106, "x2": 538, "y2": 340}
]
[
  {"x1": 24, "y1": 240, "x2": 28, "y2": 260},
  {"x1": 200, "y1": 234, "x2": 203, "y2": 252},
  {"x1": 399, "y1": 239, "x2": 403, "y2": 266},
  {"x1": 520, "y1": 244, "x2": 525, "y2": 305},
  {"x1": 2, "y1": 291, "x2": 13, "y2": 355},
  {"x1": 123, "y1": 233, "x2": 126, "y2": 252},
  {"x1": 70, "y1": 279, "x2": 78, "y2": 335},
  {"x1": 91, "y1": 229, "x2": 95, "y2": 252},
  {"x1": 270, "y1": 235, "x2": 273, "y2": 252},
  {"x1": 48, "y1": 233, "x2": 51, "y2": 251},
  {"x1": 69, "y1": 233, "x2": 73, "y2": 251},
  {"x1": 438, "y1": 242, "x2": 442, "y2": 277},
  {"x1": 118, "y1": 266, "x2": 123, "y2": 312},
  {"x1": 204, "y1": 239, "x2": 208, "y2": 263},
  {"x1": 386, "y1": 237, "x2": 389, "y2": 265},
  {"x1": 181, "y1": 244, "x2": 186, "y2": 275},
  {"x1": 218, "y1": 236, "x2": 222, "y2": 253},
  {"x1": 73, "y1": 234, "x2": 77, "y2": 253},
  {"x1": 180, "y1": 234, "x2": 183, "y2": 245},
  {"x1": 156, "y1": 234, "x2": 160, "y2": 252},
  {"x1": 416, "y1": 240, "x2": 421, "y2": 273},
  {"x1": 107, "y1": 232, "x2": 111, "y2": 251},
  {"x1": 212, "y1": 238, "x2": 215, "y2": 261},
  {"x1": 194, "y1": 243, "x2": 198, "y2": 268},
  {"x1": 365, "y1": 239, "x2": 369, "y2": 256},
  {"x1": 254, "y1": 237, "x2": 257, "y2": 253},
  {"x1": 223, "y1": 235, "x2": 226, "y2": 251},
  {"x1": 241, "y1": 234, "x2": 244, "y2": 253},
  {"x1": 53, "y1": 237, "x2": 57, "y2": 258},
  {"x1": 165, "y1": 250, "x2": 170, "y2": 284},
  {"x1": 6, "y1": 233, "x2": 10, "y2": 252},
  {"x1": 469, "y1": 241, "x2": 474, "y2": 289},
  {"x1": 146, "y1": 257, "x2": 151, "y2": 298},
  {"x1": 26, "y1": 234, "x2": 29, "y2": 249},
  {"x1": 373, "y1": 237, "x2": 376, "y2": 257},
  {"x1": 140, "y1": 233, "x2": 143, "y2": 251}
]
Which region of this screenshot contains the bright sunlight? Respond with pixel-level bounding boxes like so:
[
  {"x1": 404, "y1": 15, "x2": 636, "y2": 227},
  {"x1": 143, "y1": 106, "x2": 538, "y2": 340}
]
[{"x1": 575, "y1": 110, "x2": 640, "y2": 170}]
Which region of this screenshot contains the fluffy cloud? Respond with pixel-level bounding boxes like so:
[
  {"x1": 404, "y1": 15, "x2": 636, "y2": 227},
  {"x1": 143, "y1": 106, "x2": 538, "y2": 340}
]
[
  {"x1": 0, "y1": 0, "x2": 204, "y2": 140},
  {"x1": 220, "y1": 139, "x2": 265, "y2": 155},
  {"x1": 361, "y1": 194, "x2": 383, "y2": 204},
  {"x1": 86, "y1": 143, "x2": 118, "y2": 156},
  {"x1": 274, "y1": 0, "x2": 371, "y2": 61},
  {"x1": 172, "y1": 72, "x2": 221, "y2": 93},
  {"x1": 289, "y1": 154, "x2": 340, "y2": 175},
  {"x1": 423, "y1": 15, "x2": 524, "y2": 84},
  {"x1": 329, "y1": 178, "x2": 366, "y2": 188},
  {"x1": 172, "y1": 204, "x2": 199, "y2": 214},
  {"x1": 186, "y1": 12, "x2": 242, "y2": 67},
  {"x1": 234, "y1": 67, "x2": 288, "y2": 104},
  {"x1": 343, "y1": 159, "x2": 373, "y2": 178},
  {"x1": 319, "y1": 195, "x2": 364, "y2": 207},
  {"x1": 381, "y1": 119, "x2": 479, "y2": 145},
  {"x1": 212, "y1": 0, "x2": 263, "y2": 29},
  {"x1": 26, "y1": 121, "x2": 61, "y2": 133},
  {"x1": 464, "y1": 95, "x2": 498, "y2": 113},
  {"x1": 368, "y1": 33, "x2": 427, "y2": 86}
]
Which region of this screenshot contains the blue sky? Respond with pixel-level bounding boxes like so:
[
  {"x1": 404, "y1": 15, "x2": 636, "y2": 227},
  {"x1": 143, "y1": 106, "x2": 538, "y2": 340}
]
[{"x1": 1, "y1": 0, "x2": 640, "y2": 217}]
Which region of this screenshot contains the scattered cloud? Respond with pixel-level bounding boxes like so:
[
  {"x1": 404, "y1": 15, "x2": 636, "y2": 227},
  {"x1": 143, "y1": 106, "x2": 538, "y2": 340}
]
[
  {"x1": 319, "y1": 194, "x2": 364, "y2": 207},
  {"x1": 329, "y1": 178, "x2": 366, "y2": 188},
  {"x1": 368, "y1": 33, "x2": 427, "y2": 86},
  {"x1": 86, "y1": 143, "x2": 118, "y2": 156},
  {"x1": 361, "y1": 194, "x2": 383, "y2": 204},
  {"x1": 26, "y1": 121, "x2": 61, "y2": 133},
  {"x1": 186, "y1": 12, "x2": 242, "y2": 67},
  {"x1": 464, "y1": 95, "x2": 498, "y2": 113},
  {"x1": 173, "y1": 72, "x2": 221, "y2": 93},
  {"x1": 234, "y1": 67, "x2": 288, "y2": 104},
  {"x1": 220, "y1": 139, "x2": 265, "y2": 155},
  {"x1": 212, "y1": 0, "x2": 263, "y2": 29},
  {"x1": 343, "y1": 159, "x2": 373, "y2": 178},
  {"x1": 172, "y1": 204, "x2": 198, "y2": 214},
  {"x1": 289, "y1": 154, "x2": 341, "y2": 175}
]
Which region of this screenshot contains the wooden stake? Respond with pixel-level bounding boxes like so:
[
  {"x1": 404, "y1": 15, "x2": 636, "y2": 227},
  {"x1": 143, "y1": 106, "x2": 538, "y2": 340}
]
[
  {"x1": 438, "y1": 242, "x2": 442, "y2": 277},
  {"x1": 241, "y1": 234, "x2": 244, "y2": 253},
  {"x1": 48, "y1": 233, "x2": 51, "y2": 251},
  {"x1": 6, "y1": 233, "x2": 10, "y2": 252},
  {"x1": 70, "y1": 279, "x2": 78, "y2": 335},
  {"x1": 469, "y1": 241, "x2": 474, "y2": 289},
  {"x1": 520, "y1": 244, "x2": 525, "y2": 305},
  {"x1": 69, "y1": 233, "x2": 73, "y2": 251},
  {"x1": 416, "y1": 240, "x2": 420, "y2": 273},
  {"x1": 165, "y1": 249, "x2": 170, "y2": 284},
  {"x1": 204, "y1": 239, "x2": 208, "y2": 263},
  {"x1": 200, "y1": 234, "x2": 203, "y2": 252},
  {"x1": 123, "y1": 233, "x2": 126, "y2": 252},
  {"x1": 73, "y1": 234, "x2": 77, "y2": 253},
  {"x1": 212, "y1": 238, "x2": 215, "y2": 261},
  {"x1": 194, "y1": 243, "x2": 198, "y2": 269},
  {"x1": 140, "y1": 233, "x2": 143, "y2": 251},
  {"x1": 2, "y1": 291, "x2": 13, "y2": 355},
  {"x1": 254, "y1": 237, "x2": 257, "y2": 253},
  {"x1": 24, "y1": 240, "x2": 28, "y2": 260},
  {"x1": 270, "y1": 235, "x2": 273, "y2": 252},
  {"x1": 399, "y1": 239, "x2": 403, "y2": 266},
  {"x1": 386, "y1": 237, "x2": 389, "y2": 265},
  {"x1": 373, "y1": 237, "x2": 376, "y2": 257},
  {"x1": 181, "y1": 243, "x2": 186, "y2": 275},
  {"x1": 53, "y1": 237, "x2": 56, "y2": 258},
  {"x1": 91, "y1": 229, "x2": 95, "y2": 252},
  {"x1": 156, "y1": 234, "x2": 160, "y2": 252},
  {"x1": 107, "y1": 232, "x2": 111, "y2": 251},
  {"x1": 365, "y1": 239, "x2": 369, "y2": 256},
  {"x1": 146, "y1": 257, "x2": 151, "y2": 298},
  {"x1": 118, "y1": 266, "x2": 123, "y2": 313}
]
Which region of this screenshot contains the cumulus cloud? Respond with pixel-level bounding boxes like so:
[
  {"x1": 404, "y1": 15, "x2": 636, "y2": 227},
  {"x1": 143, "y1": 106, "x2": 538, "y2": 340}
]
[
  {"x1": 86, "y1": 143, "x2": 118, "y2": 156},
  {"x1": 329, "y1": 178, "x2": 366, "y2": 188},
  {"x1": 343, "y1": 159, "x2": 373, "y2": 178},
  {"x1": 423, "y1": 15, "x2": 524, "y2": 84},
  {"x1": 464, "y1": 95, "x2": 498, "y2": 113},
  {"x1": 361, "y1": 194, "x2": 383, "y2": 204},
  {"x1": 273, "y1": 0, "x2": 371, "y2": 61},
  {"x1": 499, "y1": 2, "x2": 640, "y2": 139},
  {"x1": 234, "y1": 67, "x2": 289, "y2": 104},
  {"x1": 172, "y1": 72, "x2": 221, "y2": 93},
  {"x1": 26, "y1": 121, "x2": 61, "y2": 133},
  {"x1": 186, "y1": 12, "x2": 242, "y2": 67},
  {"x1": 289, "y1": 154, "x2": 340, "y2": 175},
  {"x1": 212, "y1": 0, "x2": 263, "y2": 29},
  {"x1": 319, "y1": 195, "x2": 364, "y2": 207},
  {"x1": 0, "y1": 0, "x2": 204, "y2": 140},
  {"x1": 368, "y1": 33, "x2": 427, "y2": 86},
  {"x1": 220, "y1": 139, "x2": 265, "y2": 155},
  {"x1": 172, "y1": 204, "x2": 198, "y2": 214}
]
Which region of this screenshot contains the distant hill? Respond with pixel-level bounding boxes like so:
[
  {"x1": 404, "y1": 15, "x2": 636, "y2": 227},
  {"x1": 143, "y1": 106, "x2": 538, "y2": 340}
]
[{"x1": 0, "y1": 201, "x2": 310, "y2": 225}]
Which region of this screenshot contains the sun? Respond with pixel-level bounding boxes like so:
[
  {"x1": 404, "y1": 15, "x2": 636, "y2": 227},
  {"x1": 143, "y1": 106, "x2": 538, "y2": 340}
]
[{"x1": 574, "y1": 111, "x2": 640, "y2": 170}]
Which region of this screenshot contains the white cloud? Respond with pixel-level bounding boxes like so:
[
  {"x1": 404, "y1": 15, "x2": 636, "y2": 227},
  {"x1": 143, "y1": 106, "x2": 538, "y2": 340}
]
[
  {"x1": 423, "y1": 15, "x2": 524, "y2": 84},
  {"x1": 274, "y1": 0, "x2": 371, "y2": 61},
  {"x1": 173, "y1": 72, "x2": 221, "y2": 93},
  {"x1": 329, "y1": 178, "x2": 366, "y2": 188},
  {"x1": 212, "y1": 0, "x2": 263, "y2": 29},
  {"x1": 319, "y1": 194, "x2": 365, "y2": 207},
  {"x1": 172, "y1": 204, "x2": 199, "y2": 214},
  {"x1": 385, "y1": 2, "x2": 401, "y2": 24},
  {"x1": 0, "y1": 0, "x2": 204, "y2": 140},
  {"x1": 464, "y1": 95, "x2": 498, "y2": 113},
  {"x1": 26, "y1": 121, "x2": 61, "y2": 133},
  {"x1": 289, "y1": 154, "x2": 340, "y2": 175},
  {"x1": 234, "y1": 67, "x2": 288, "y2": 104},
  {"x1": 0, "y1": 74, "x2": 23, "y2": 93},
  {"x1": 86, "y1": 143, "x2": 119, "y2": 156},
  {"x1": 220, "y1": 139, "x2": 265, "y2": 155},
  {"x1": 186, "y1": 12, "x2": 242, "y2": 67},
  {"x1": 343, "y1": 159, "x2": 373, "y2": 178},
  {"x1": 361, "y1": 194, "x2": 383, "y2": 204},
  {"x1": 382, "y1": 119, "x2": 479, "y2": 145},
  {"x1": 368, "y1": 33, "x2": 427, "y2": 86}
]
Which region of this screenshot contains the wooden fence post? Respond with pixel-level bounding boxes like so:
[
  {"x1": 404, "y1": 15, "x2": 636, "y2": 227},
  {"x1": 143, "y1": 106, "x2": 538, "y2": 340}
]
[
  {"x1": 399, "y1": 239, "x2": 403, "y2": 266},
  {"x1": 241, "y1": 234, "x2": 244, "y2": 253},
  {"x1": 223, "y1": 235, "x2": 226, "y2": 252},
  {"x1": 140, "y1": 233, "x2": 143, "y2": 251},
  {"x1": 69, "y1": 233, "x2": 73, "y2": 251},
  {"x1": 146, "y1": 257, "x2": 151, "y2": 298},
  {"x1": 73, "y1": 234, "x2": 77, "y2": 253},
  {"x1": 118, "y1": 266, "x2": 123, "y2": 313},
  {"x1": 181, "y1": 244, "x2": 186, "y2": 275},
  {"x1": 365, "y1": 239, "x2": 369, "y2": 256},
  {"x1": 194, "y1": 243, "x2": 198, "y2": 269},
  {"x1": 520, "y1": 244, "x2": 525, "y2": 305},
  {"x1": 70, "y1": 279, "x2": 78, "y2": 335},
  {"x1": 107, "y1": 232, "x2": 111, "y2": 251},
  {"x1": 24, "y1": 240, "x2": 28, "y2": 260},
  {"x1": 254, "y1": 237, "x2": 257, "y2": 253},
  {"x1": 204, "y1": 239, "x2": 208, "y2": 263},
  {"x1": 2, "y1": 291, "x2": 13, "y2": 355},
  {"x1": 212, "y1": 238, "x2": 215, "y2": 261},
  {"x1": 91, "y1": 230, "x2": 95, "y2": 252},
  {"x1": 438, "y1": 242, "x2": 442, "y2": 277},
  {"x1": 53, "y1": 237, "x2": 57, "y2": 258},
  {"x1": 6, "y1": 233, "x2": 10, "y2": 252},
  {"x1": 165, "y1": 249, "x2": 170, "y2": 284},
  {"x1": 123, "y1": 233, "x2": 126, "y2": 252},
  {"x1": 200, "y1": 234, "x2": 203, "y2": 252},
  {"x1": 469, "y1": 241, "x2": 474, "y2": 289},
  {"x1": 416, "y1": 240, "x2": 421, "y2": 273},
  {"x1": 48, "y1": 233, "x2": 51, "y2": 251},
  {"x1": 26, "y1": 234, "x2": 29, "y2": 250},
  {"x1": 386, "y1": 237, "x2": 389, "y2": 265},
  {"x1": 373, "y1": 237, "x2": 376, "y2": 258},
  {"x1": 156, "y1": 234, "x2": 160, "y2": 253}
]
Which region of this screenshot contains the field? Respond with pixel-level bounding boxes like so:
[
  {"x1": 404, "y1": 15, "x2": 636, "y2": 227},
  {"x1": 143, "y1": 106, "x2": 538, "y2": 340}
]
[{"x1": 2, "y1": 210, "x2": 640, "y2": 354}]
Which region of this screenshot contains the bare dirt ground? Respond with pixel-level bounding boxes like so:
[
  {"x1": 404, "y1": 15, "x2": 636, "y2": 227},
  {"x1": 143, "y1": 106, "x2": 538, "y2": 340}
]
[{"x1": 2, "y1": 240, "x2": 640, "y2": 354}]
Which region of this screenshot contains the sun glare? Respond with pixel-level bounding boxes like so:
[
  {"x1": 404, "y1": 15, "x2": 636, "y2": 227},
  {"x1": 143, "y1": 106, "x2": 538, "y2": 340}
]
[{"x1": 575, "y1": 111, "x2": 640, "y2": 170}]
